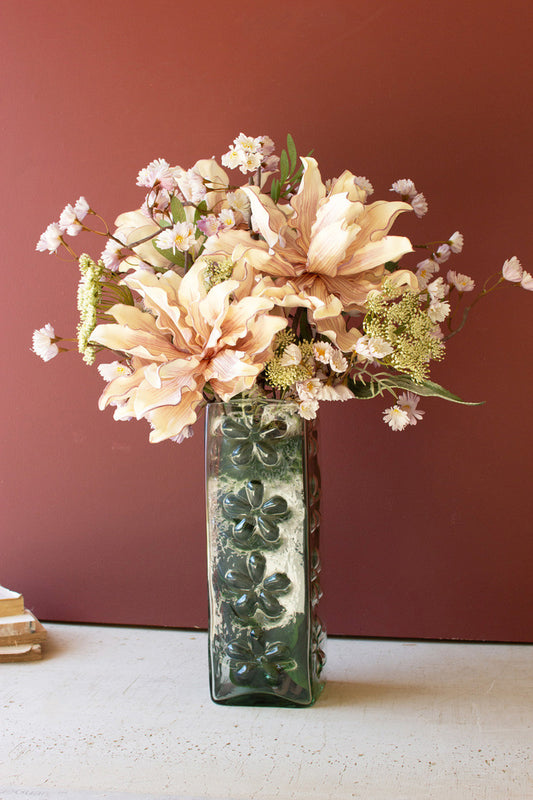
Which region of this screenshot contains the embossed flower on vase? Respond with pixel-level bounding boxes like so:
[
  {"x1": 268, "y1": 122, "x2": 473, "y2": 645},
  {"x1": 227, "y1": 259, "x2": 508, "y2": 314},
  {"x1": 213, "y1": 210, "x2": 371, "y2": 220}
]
[
  {"x1": 222, "y1": 552, "x2": 292, "y2": 620},
  {"x1": 222, "y1": 480, "x2": 289, "y2": 546},
  {"x1": 227, "y1": 628, "x2": 297, "y2": 687},
  {"x1": 220, "y1": 410, "x2": 288, "y2": 466}
]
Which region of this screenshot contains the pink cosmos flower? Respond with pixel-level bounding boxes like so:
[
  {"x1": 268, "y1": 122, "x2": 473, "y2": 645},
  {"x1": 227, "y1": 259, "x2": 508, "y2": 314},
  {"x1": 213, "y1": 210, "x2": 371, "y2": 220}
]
[
  {"x1": 397, "y1": 392, "x2": 425, "y2": 425},
  {"x1": 447, "y1": 270, "x2": 475, "y2": 292}
]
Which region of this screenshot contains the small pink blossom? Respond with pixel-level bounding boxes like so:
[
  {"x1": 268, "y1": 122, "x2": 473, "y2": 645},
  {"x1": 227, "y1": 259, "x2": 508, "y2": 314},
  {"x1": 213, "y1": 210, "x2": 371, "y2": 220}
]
[
  {"x1": 448, "y1": 231, "x2": 464, "y2": 253},
  {"x1": 36, "y1": 222, "x2": 63, "y2": 253},
  {"x1": 502, "y1": 256, "x2": 523, "y2": 283},
  {"x1": 171, "y1": 425, "x2": 195, "y2": 444},
  {"x1": 136, "y1": 158, "x2": 177, "y2": 191},
  {"x1": 397, "y1": 392, "x2": 425, "y2": 425},
  {"x1": 354, "y1": 176, "x2": 374, "y2": 196},
  {"x1": 390, "y1": 179, "x2": 417, "y2": 199},
  {"x1": 447, "y1": 270, "x2": 475, "y2": 292},
  {"x1": 520, "y1": 270, "x2": 533, "y2": 291},
  {"x1": 434, "y1": 244, "x2": 451, "y2": 264},
  {"x1": 197, "y1": 214, "x2": 221, "y2": 237},
  {"x1": 411, "y1": 192, "x2": 428, "y2": 218},
  {"x1": 101, "y1": 237, "x2": 127, "y2": 271}
]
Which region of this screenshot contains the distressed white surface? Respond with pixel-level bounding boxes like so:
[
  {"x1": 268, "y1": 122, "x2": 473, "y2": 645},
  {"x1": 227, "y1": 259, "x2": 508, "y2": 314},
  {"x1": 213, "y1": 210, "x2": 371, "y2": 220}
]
[{"x1": 0, "y1": 625, "x2": 532, "y2": 799}]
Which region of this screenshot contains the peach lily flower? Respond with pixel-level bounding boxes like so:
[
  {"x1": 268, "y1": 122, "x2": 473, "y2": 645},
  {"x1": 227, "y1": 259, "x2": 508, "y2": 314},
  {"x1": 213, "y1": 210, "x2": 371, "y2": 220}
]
[
  {"x1": 205, "y1": 157, "x2": 418, "y2": 350},
  {"x1": 90, "y1": 260, "x2": 287, "y2": 443}
]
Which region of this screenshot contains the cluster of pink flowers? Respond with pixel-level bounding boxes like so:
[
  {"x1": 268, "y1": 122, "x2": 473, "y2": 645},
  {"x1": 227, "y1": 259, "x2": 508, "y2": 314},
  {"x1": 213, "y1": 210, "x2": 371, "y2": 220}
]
[{"x1": 36, "y1": 197, "x2": 90, "y2": 253}]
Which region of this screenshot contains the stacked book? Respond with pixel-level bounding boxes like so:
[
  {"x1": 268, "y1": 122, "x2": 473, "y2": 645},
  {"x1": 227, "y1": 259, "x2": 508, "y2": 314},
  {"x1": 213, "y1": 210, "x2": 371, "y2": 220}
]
[{"x1": 0, "y1": 585, "x2": 47, "y2": 662}]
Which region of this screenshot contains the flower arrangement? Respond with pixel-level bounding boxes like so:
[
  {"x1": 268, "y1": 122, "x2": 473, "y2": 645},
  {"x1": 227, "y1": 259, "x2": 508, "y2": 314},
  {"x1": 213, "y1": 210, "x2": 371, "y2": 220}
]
[{"x1": 33, "y1": 133, "x2": 531, "y2": 441}]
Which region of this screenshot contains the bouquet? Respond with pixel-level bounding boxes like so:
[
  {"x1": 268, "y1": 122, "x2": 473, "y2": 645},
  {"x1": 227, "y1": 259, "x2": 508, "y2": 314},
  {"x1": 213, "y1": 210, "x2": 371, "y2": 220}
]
[{"x1": 33, "y1": 133, "x2": 531, "y2": 442}]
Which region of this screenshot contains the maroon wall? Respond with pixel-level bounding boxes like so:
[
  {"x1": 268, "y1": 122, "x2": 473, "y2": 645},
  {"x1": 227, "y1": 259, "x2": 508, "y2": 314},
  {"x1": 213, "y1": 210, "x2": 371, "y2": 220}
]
[{"x1": 2, "y1": 0, "x2": 532, "y2": 640}]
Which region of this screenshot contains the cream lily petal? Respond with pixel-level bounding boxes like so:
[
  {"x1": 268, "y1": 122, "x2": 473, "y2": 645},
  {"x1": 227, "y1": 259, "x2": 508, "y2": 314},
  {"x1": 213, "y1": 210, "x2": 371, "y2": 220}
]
[
  {"x1": 306, "y1": 219, "x2": 360, "y2": 277},
  {"x1": 122, "y1": 270, "x2": 186, "y2": 340},
  {"x1": 219, "y1": 296, "x2": 277, "y2": 347},
  {"x1": 337, "y1": 235, "x2": 413, "y2": 276},
  {"x1": 91, "y1": 322, "x2": 177, "y2": 362},
  {"x1": 209, "y1": 374, "x2": 258, "y2": 401},
  {"x1": 98, "y1": 369, "x2": 146, "y2": 411},
  {"x1": 198, "y1": 278, "x2": 241, "y2": 349},
  {"x1": 241, "y1": 186, "x2": 288, "y2": 250},
  {"x1": 237, "y1": 313, "x2": 288, "y2": 358},
  {"x1": 311, "y1": 191, "x2": 362, "y2": 232},
  {"x1": 106, "y1": 304, "x2": 161, "y2": 334},
  {"x1": 206, "y1": 350, "x2": 260, "y2": 382},
  {"x1": 353, "y1": 200, "x2": 413, "y2": 247},
  {"x1": 289, "y1": 157, "x2": 326, "y2": 248},
  {"x1": 330, "y1": 171, "x2": 368, "y2": 204},
  {"x1": 147, "y1": 390, "x2": 203, "y2": 444},
  {"x1": 133, "y1": 362, "x2": 199, "y2": 418},
  {"x1": 314, "y1": 313, "x2": 363, "y2": 352}
]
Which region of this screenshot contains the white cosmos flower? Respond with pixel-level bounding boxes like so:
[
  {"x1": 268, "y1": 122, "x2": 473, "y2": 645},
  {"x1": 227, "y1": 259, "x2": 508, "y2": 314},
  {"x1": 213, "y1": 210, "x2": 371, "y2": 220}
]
[
  {"x1": 355, "y1": 336, "x2": 394, "y2": 359},
  {"x1": 218, "y1": 208, "x2": 235, "y2": 230},
  {"x1": 329, "y1": 348, "x2": 348, "y2": 373},
  {"x1": 296, "y1": 378, "x2": 322, "y2": 401},
  {"x1": 279, "y1": 343, "x2": 302, "y2": 367},
  {"x1": 427, "y1": 277, "x2": 448, "y2": 301},
  {"x1": 319, "y1": 384, "x2": 355, "y2": 402},
  {"x1": 298, "y1": 399, "x2": 319, "y2": 420},
  {"x1": 313, "y1": 340, "x2": 334, "y2": 365},
  {"x1": 502, "y1": 256, "x2": 523, "y2": 283},
  {"x1": 428, "y1": 300, "x2": 451, "y2": 322},
  {"x1": 97, "y1": 361, "x2": 132, "y2": 382},
  {"x1": 32, "y1": 324, "x2": 59, "y2": 361},
  {"x1": 383, "y1": 405, "x2": 410, "y2": 431},
  {"x1": 156, "y1": 222, "x2": 196, "y2": 254}
]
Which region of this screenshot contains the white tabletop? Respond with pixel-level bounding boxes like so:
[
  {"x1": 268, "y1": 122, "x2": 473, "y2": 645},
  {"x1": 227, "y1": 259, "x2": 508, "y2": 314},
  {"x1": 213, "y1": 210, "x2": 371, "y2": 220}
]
[{"x1": 0, "y1": 624, "x2": 531, "y2": 799}]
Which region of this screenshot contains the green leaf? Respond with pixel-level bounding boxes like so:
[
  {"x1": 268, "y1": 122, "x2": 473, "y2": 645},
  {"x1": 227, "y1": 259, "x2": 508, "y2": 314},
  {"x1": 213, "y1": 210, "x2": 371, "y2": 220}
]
[
  {"x1": 279, "y1": 149, "x2": 289, "y2": 184},
  {"x1": 170, "y1": 196, "x2": 187, "y2": 224},
  {"x1": 194, "y1": 200, "x2": 208, "y2": 223},
  {"x1": 270, "y1": 178, "x2": 280, "y2": 203},
  {"x1": 383, "y1": 376, "x2": 483, "y2": 405},
  {"x1": 384, "y1": 260, "x2": 399, "y2": 273},
  {"x1": 347, "y1": 380, "x2": 383, "y2": 399},
  {"x1": 152, "y1": 240, "x2": 185, "y2": 267},
  {"x1": 286, "y1": 134, "x2": 297, "y2": 171},
  {"x1": 348, "y1": 374, "x2": 483, "y2": 405}
]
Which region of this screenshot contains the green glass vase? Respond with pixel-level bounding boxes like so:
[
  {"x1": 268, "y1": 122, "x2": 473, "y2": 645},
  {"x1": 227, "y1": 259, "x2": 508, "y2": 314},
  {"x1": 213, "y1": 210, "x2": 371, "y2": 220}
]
[{"x1": 205, "y1": 399, "x2": 326, "y2": 706}]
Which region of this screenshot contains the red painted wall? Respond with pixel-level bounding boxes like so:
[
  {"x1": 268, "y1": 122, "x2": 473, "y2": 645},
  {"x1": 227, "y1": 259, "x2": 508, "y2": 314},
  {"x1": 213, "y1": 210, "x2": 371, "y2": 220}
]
[{"x1": 2, "y1": 0, "x2": 532, "y2": 640}]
